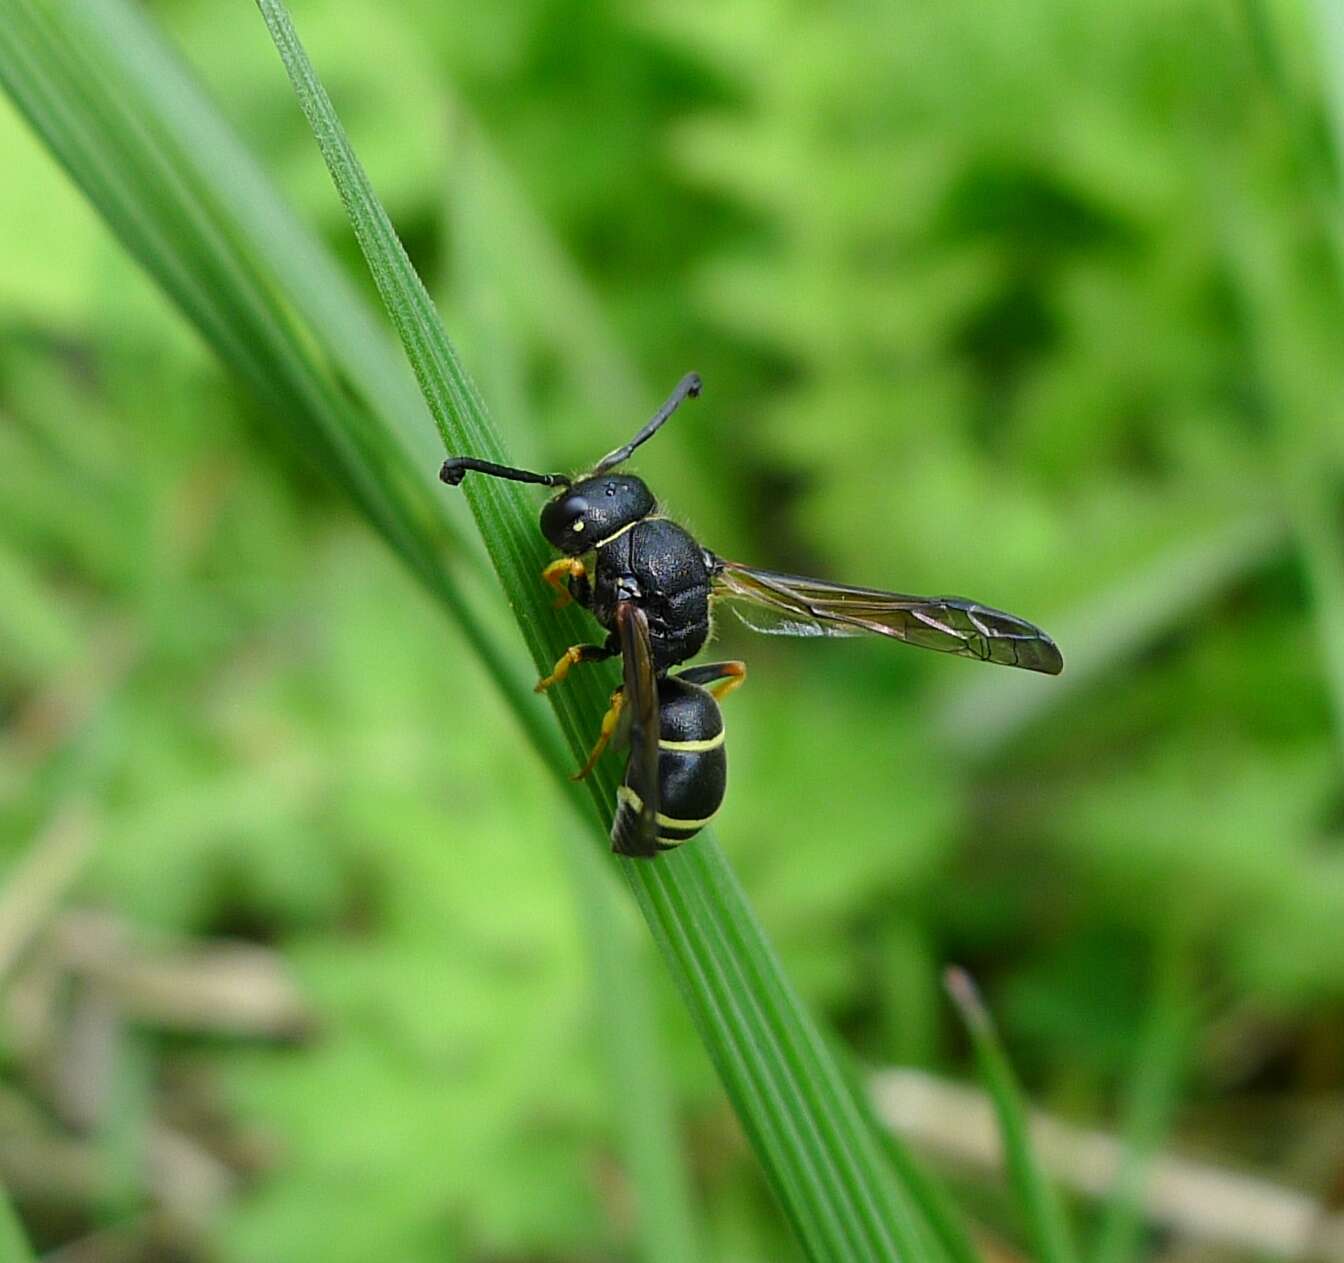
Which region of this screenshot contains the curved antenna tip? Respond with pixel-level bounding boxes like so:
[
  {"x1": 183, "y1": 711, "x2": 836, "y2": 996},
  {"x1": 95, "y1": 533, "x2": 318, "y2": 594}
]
[{"x1": 593, "y1": 372, "x2": 705, "y2": 473}]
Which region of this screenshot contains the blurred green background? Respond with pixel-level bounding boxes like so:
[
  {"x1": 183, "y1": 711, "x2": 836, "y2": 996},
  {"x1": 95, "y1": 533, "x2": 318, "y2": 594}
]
[{"x1": 4, "y1": 0, "x2": 1344, "y2": 1259}]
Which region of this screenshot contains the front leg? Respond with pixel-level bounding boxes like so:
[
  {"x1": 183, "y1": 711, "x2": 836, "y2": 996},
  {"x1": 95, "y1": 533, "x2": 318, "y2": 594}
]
[
  {"x1": 535, "y1": 639, "x2": 617, "y2": 693},
  {"x1": 541, "y1": 557, "x2": 591, "y2": 609}
]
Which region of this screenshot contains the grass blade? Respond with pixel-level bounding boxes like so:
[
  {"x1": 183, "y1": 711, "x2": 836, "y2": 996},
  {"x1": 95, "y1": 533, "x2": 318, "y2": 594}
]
[
  {"x1": 254, "y1": 0, "x2": 939, "y2": 1254},
  {"x1": 876, "y1": 1139, "x2": 980, "y2": 1263},
  {"x1": 564, "y1": 841, "x2": 702, "y2": 1263},
  {"x1": 454, "y1": 211, "x2": 700, "y2": 1262},
  {"x1": 827, "y1": 1052, "x2": 979, "y2": 1263},
  {"x1": 1091, "y1": 945, "x2": 1192, "y2": 1263},
  {"x1": 0, "y1": 0, "x2": 560, "y2": 784},
  {"x1": 945, "y1": 967, "x2": 1078, "y2": 1263},
  {"x1": 73, "y1": 0, "x2": 452, "y2": 491},
  {"x1": 0, "y1": 4, "x2": 702, "y2": 1255},
  {"x1": 0, "y1": 1181, "x2": 36, "y2": 1263}
]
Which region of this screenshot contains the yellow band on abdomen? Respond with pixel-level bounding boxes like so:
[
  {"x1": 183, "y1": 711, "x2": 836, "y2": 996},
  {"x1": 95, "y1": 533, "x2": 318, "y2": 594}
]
[
  {"x1": 658, "y1": 731, "x2": 725, "y2": 753},
  {"x1": 616, "y1": 785, "x2": 717, "y2": 831}
]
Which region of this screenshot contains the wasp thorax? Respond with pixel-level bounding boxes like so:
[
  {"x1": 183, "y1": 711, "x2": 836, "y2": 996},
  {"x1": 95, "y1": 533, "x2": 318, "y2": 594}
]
[{"x1": 540, "y1": 474, "x2": 655, "y2": 553}]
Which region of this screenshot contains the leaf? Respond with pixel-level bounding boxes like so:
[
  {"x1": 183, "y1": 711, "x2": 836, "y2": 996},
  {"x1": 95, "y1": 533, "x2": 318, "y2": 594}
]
[
  {"x1": 945, "y1": 967, "x2": 1079, "y2": 1263},
  {"x1": 253, "y1": 0, "x2": 943, "y2": 1255},
  {"x1": 0, "y1": 1181, "x2": 36, "y2": 1263},
  {"x1": 1091, "y1": 943, "x2": 1193, "y2": 1263},
  {"x1": 0, "y1": 4, "x2": 698, "y2": 1257},
  {"x1": 452, "y1": 168, "x2": 701, "y2": 1259}
]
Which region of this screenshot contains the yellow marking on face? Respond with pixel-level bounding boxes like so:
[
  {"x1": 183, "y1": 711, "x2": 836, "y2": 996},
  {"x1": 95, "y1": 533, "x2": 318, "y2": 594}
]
[
  {"x1": 657, "y1": 732, "x2": 725, "y2": 753},
  {"x1": 571, "y1": 520, "x2": 585, "y2": 533}
]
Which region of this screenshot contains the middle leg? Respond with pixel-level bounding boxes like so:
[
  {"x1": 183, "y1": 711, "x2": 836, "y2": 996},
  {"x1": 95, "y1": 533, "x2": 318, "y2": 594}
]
[{"x1": 535, "y1": 641, "x2": 616, "y2": 693}]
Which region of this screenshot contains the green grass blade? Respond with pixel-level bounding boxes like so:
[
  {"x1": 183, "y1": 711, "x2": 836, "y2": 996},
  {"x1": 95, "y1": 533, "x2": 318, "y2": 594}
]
[
  {"x1": 253, "y1": 0, "x2": 940, "y2": 1254},
  {"x1": 454, "y1": 223, "x2": 701, "y2": 1263},
  {"x1": 0, "y1": 1181, "x2": 36, "y2": 1263},
  {"x1": 565, "y1": 841, "x2": 702, "y2": 1263},
  {"x1": 820, "y1": 1025, "x2": 976, "y2": 1263},
  {"x1": 0, "y1": 0, "x2": 560, "y2": 784},
  {"x1": 945, "y1": 967, "x2": 1078, "y2": 1263},
  {"x1": 1243, "y1": 0, "x2": 1344, "y2": 280},
  {"x1": 1091, "y1": 947, "x2": 1192, "y2": 1263},
  {"x1": 828, "y1": 1047, "x2": 979, "y2": 1263},
  {"x1": 1, "y1": 6, "x2": 704, "y2": 1254},
  {"x1": 875, "y1": 1138, "x2": 979, "y2": 1263},
  {"x1": 73, "y1": 0, "x2": 451, "y2": 490},
  {"x1": 1, "y1": 5, "x2": 697, "y2": 1256}
]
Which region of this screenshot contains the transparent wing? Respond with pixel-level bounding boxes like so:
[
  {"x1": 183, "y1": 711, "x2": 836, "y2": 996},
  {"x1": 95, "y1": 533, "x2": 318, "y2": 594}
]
[
  {"x1": 711, "y1": 559, "x2": 1063, "y2": 675},
  {"x1": 610, "y1": 602, "x2": 662, "y2": 856}
]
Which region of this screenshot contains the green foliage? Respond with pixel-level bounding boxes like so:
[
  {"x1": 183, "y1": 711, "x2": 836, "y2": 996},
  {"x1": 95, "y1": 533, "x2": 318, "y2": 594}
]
[{"x1": 4, "y1": 0, "x2": 1344, "y2": 1258}]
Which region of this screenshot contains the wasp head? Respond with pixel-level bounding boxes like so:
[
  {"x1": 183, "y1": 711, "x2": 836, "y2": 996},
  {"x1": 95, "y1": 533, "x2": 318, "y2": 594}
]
[{"x1": 540, "y1": 474, "x2": 655, "y2": 554}]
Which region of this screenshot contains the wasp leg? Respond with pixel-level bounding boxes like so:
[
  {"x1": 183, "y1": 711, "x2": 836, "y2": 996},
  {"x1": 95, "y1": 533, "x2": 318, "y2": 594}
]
[
  {"x1": 535, "y1": 642, "x2": 615, "y2": 693},
  {"x1": 541, "y1": 557, "x2": 589, "y2": 609},
  {"x1": 678, "y1": 660, "x2": 747, "y2": 702},
  {"x1": 572, "y1": 688, "x2": 625, "y2": 781}
]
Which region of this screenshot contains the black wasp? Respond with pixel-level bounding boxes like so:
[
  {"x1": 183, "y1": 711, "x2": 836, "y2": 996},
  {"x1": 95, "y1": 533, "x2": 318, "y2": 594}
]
[{"x1": 440, "y1": 373, "x2": 1063, "y2": 858}]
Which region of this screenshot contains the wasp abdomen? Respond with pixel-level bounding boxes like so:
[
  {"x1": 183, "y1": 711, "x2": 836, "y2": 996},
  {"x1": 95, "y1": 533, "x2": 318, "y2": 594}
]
[{"x1": 614, "y1": 675, "x2": 726, "y2": 851}]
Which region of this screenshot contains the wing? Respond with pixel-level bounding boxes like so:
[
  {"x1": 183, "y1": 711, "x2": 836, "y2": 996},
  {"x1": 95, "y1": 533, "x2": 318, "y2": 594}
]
[
  {"x1": 610, "y1": 602, "x2": 662, "y2": 857},
  {"x1": 711, "y1": 559, "x2": 1063, "y2": 675}
]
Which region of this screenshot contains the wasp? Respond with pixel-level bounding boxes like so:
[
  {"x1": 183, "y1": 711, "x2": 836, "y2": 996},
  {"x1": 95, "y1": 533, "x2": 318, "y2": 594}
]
[{"x1": 440, "y1": 373, "x2": 1062, "y2": 857}]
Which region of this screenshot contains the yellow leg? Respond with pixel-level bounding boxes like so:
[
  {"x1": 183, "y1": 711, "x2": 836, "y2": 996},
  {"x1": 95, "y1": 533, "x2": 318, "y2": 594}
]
[
  {"x1": 541, "y1": 556, "x2": 587, "y2": 609},
  {"x1": 572, "y1": 689, "x2": 625, "y2": 781},
  {"x1": 709, "y1": 662, "x2": 747, "y2": 702},
  {"x1": 537, "y1": 645, "x2": 583, "y2": 693},
  {"x1": 536, "y1": 642, "x2": 609, "y2": 693}
]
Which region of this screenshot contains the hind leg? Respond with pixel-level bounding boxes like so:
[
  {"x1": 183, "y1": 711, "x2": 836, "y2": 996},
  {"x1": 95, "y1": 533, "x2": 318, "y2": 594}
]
[
  {"x1": 572, "y1": 689, "x2": 625, "y2": 781},
  {"x1": 677, "y1": 660, "x2": 746, "y2": 702}
]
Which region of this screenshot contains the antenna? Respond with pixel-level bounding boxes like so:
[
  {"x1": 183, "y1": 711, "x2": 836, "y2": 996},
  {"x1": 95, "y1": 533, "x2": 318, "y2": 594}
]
[
  {"x1": 439, "y1": 458, "x2": 571, "y2": 488},
  {"x1": 593, "y1": 372, "x2": 702, "y2": 473}
]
